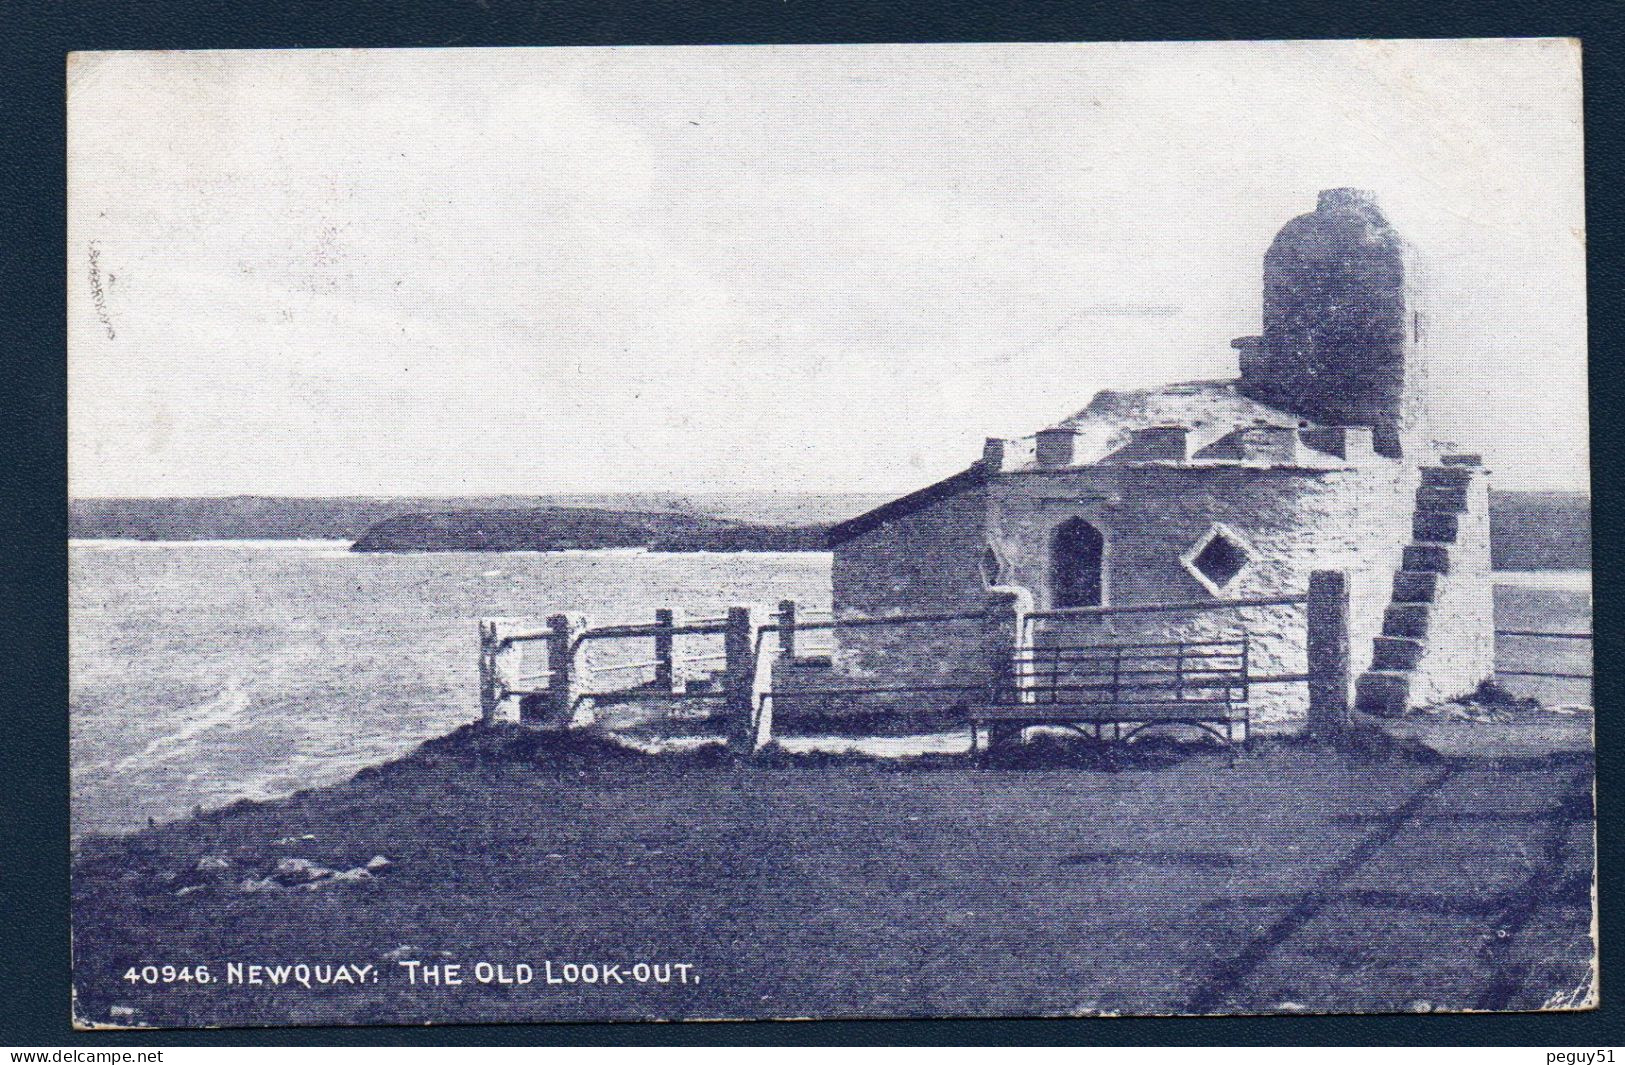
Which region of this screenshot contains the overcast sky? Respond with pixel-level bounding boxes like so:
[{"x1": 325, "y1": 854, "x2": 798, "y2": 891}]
[{"x1": 68, "y1": 39, "x2": 1586, "y2": 498}]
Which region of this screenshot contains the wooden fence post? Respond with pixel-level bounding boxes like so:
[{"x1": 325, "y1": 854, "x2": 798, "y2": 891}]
[
  {"x1": 479, "y1": 619, "x2": 526, "y2": 724},
  {"x1": 982, "y1": 586, "x2": 1034, "y2": 750},
  {"x1": 751, "y1": 641, "x2": 775, "y2": 753},
  {"x1": 654, "y1": 607, "x2": 685, "y2": 694},
  {"x1": 1307, "y1": 569, "x2": 1351, "y2": 740},
  {"x1": 723, "y1": 606, "x2": 752, "y2": 750},
  {"x1": 778, "y1": 599, "x2": 798, "y2": 660},
  {"x1": 535, "y1": 612, "x2": 589, "y2": 730},
  {"x1": 478, "y1": 620, "x2": 500, "y2": 724},
  {"x1": 723, "y1": 605, "x2": 774, "y2": 753}
]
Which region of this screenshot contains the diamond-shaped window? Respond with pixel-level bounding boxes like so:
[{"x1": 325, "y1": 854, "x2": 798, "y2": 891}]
[{"x1": 1181, "y1": 524, "x2": 1252, "y2": 596}]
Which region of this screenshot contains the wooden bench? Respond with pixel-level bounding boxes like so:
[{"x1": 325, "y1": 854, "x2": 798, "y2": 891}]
[{"x1": 967, "y1": 637, "x2": 1250, "y2": 752}]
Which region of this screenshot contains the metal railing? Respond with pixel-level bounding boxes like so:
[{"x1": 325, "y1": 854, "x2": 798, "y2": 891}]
[
  {"x1": 1493, "y1": 628, "x2": 1593, "y2": 682},
  {"x1": 1025, "y1": 593, "x2": 1307, "y2": 625},
  {"x1": 1006, "y1": 637, "x2": 1250, "y2": 707},
  {"x1": 480, "y1": 571, "x2": 1355, "y2": 747},
  {"x1": 760, "y1": 592, "x2": 1326, "y2": 722},
  {"x1": 1026, "y1": 594, "x2": 1310, "y2": 689}
]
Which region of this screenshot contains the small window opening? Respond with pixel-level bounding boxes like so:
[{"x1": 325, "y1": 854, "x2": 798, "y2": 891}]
[
  {"x1": 980, "y1": 546, "x2": 1003, "y2": 587},
  {"x1": 1192, "y1": 534, "x2": 1247, "y2": 587},
  {"x1": 1182, "y1": 523, "x2": 1253, "y2": 596}
]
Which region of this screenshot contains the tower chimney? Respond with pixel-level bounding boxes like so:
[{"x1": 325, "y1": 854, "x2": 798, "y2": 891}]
[{"x1": 1240, "y1": 189, "x2": 1428, "y2": 458}]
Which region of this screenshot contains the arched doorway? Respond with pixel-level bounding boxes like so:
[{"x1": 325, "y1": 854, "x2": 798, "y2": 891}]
[{"x1": 1051, "y1": 518, "x2": 1104, "y2": 608}]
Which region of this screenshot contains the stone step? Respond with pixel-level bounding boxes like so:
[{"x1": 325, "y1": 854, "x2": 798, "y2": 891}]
[
  {"x1": 1440, "y1": 453, "x2": 1483, "y2": 467},
  {"x1": 1421, "y1": 465, "x2": 1474, "y2": 488},
  {"x1": 1372, "y1": 635, "x2": 1426, "y2": 671},
  {"x1": 1402, "y1": 543, "x2": 1452, "y2": 574},
  {"x1": 1383, "y1": 603, "x2": 1432, "y2": 639},
  {"x1": 1355, "y1": 670, "x2": 1411, "y2": 716},
  {"x1": 1413, "y1": 511, "x2": 1459, "y2": 543},
  {"x1": 1393, "y1": 570, "x2": 1440, "y2": 604},
  {"x1": 1415, "y1": 484, "x2": 1469, "y2": 514}
]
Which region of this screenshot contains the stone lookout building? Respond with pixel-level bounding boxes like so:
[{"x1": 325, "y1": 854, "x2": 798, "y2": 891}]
[{"x1": 812, "y1": 190, "x2": 1492, "y2": 722}]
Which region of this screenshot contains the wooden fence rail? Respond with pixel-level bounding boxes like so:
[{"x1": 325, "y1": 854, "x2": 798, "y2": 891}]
[{"x1": 480, "y1": 569, "x2": 1357, "y2": 752}]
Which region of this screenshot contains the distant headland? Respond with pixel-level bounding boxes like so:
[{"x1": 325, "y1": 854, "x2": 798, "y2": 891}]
[
  {"x1": 68, "y1": 489, "x2": 1589, "y2": 567},
  {"x1": 348, "y1": 506, "x2": 827, "y2": 553}
]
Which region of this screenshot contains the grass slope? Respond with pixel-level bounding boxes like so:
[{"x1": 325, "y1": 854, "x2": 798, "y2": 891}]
[{"x1": 72, "y1": 727, "x2": 1594, "y2": 1028}]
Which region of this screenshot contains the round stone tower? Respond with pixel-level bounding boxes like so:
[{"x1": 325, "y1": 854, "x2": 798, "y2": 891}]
[{"x1": 1240, "y1": 188, "x2": 1428, "y2": 458}]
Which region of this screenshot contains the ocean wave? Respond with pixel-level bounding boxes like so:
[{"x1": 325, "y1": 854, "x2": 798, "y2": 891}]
[
  {"x1": 108, "y1": 681, "x2": 253, "y2": 774},
  {"x1": 70, "y1": 545, "x2": 834, "y2": 834}
]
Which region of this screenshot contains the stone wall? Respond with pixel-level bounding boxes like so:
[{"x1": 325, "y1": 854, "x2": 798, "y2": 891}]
[
  {"x1": 816, "y1": 459, "x2": 1427, "y2": 727},
  {"x1": 797, "y1": 483, "x2": 994, "y2": 723},
  {"x1": 981, "y1": 461, "x2": 1417, "y2": 724},
  {"x1": 818, "y1": 452, "x2": 1497, "y2": 729}
]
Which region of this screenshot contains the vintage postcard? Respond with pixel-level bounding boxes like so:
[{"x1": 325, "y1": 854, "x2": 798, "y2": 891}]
[{"x1": 67, "y1": 39, "x2": 1593, "y2": 1027}]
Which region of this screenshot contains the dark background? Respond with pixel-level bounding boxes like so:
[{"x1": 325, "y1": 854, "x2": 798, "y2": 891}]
[{"x1": 5, "y1": 0, "x2": 1621, "y2": 1047}]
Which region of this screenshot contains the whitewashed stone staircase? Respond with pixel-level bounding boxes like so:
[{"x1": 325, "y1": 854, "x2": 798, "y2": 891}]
[{"x1": 1354, "y1": 456, "x2": 1493, "y2": 715}]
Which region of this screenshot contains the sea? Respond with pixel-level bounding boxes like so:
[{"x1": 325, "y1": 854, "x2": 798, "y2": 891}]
[
  {"x1": 68, "y1": 540, "x2": 1592, "y2": 838},
  {"x1": 69, "y1": 540, "x2": 833, "y2": 838}
]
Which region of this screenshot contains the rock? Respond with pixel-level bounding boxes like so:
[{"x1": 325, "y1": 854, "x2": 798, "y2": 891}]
[
  {"x1": 175, "y1": 885, "x2": 204, "y2": 897},
  {"x1": 239, "y1": 876, "x2": 281, "y2": 893},
  {"x1": 272, "y1": 857, "x2": 333, "y2": 883},
  {"x1": 382, "y1": 945, "x2": 418, "y2": 961},
  {"x1": 195, "y1": 855, "x2": 231, "y2": 874},
  {"x1": 274, "y1": 833, "x2": 317, "y2": 845},
  {"x1": 365, "y1": 855, "x2": 392, "y2": 872},
  {"x1": 331, "y1": 867, "x2": 373, "y2": 882}
]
